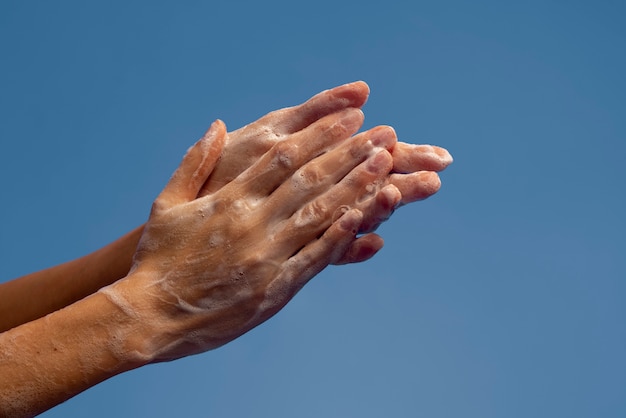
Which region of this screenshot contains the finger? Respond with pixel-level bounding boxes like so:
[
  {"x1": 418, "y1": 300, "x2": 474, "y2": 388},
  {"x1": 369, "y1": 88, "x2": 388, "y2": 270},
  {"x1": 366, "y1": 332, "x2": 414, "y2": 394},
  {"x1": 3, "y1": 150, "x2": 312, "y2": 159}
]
[
  {"x1": 263, "y1": 125, "x2": 397, "y2": 221},
  {"x1": 392, "y1": 142, "x2": 453, "y2": 173},
  {"x1": 199, "y1": 82, "x2": 370, "y2": 196},
  {"x1": 271, "y1": 150, "x2": 393, "y2": 259},
  {"x1": 389, "y1": 171, "x2": 442, "y2": 205},
  {"x1": 231, "y1": 108, "x2": 364, "y2": 198},
  {"x1": 271, "y1": 81, "x2": 370, "y2": 135},
  {"x1": 334, "y1": 233, "x2": 384, "y2": 265},
  {"x1": 153, "y1": 120, "x2": 226, "y2": 210},
  {"x1": 264, "y1": 209, "x2": 363, "y2": 308},
  {"x1": 352, "y1": 184, "x2": 402, "y2": 233}
]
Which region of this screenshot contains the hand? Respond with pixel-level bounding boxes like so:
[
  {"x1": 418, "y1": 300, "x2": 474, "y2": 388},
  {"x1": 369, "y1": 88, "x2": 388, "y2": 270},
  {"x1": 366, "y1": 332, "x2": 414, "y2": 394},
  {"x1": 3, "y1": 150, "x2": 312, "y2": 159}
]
[
  {"x1": 199, "y1": 81, "x2": 453, "y2": 259},
  {"x1": 0, "y1": 82, "x2": 452, "y2": 336},
  {"x1": 104, "y1": 110, "x2": 399, "y2": 362}
]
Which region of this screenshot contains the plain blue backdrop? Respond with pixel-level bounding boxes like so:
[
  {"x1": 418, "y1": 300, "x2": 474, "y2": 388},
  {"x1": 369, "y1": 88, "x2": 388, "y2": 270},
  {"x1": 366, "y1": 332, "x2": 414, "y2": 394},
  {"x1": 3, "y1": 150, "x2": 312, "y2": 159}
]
[{"x1": 1, "y1": 1, "x2": 624, "y2": 417}]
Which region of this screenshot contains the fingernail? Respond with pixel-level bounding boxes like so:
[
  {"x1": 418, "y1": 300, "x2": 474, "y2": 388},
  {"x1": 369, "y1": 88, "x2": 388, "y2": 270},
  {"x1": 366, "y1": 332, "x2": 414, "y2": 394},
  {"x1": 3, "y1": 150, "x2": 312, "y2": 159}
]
[
  {"x1": 340, "y1": 209, "x2": 362, "y2": 231},
  {"x1": 432, "y1": 146, "x2": 454, "y2": 165},
  {"x1": 419, "y1": 170, "x2": 440, "y2": 181},
  {"x1": 380, "y1": 184, "x2": 402, "y2": 207},
  {"x1": 369, "y1": 126, "x2": 397, "y2": 149},
  {"x1": 339, "y1": 108, "x2": 364, "y2": 130},
  {"x1": 418, "y1": 171, "x2": 442, "y2": 192},
  {"x1": 338, "y1": 81, "x2": 370, "y2": 96},
  {"x1": 366, "y1": 150, "x2": 391, "y2": 173}
]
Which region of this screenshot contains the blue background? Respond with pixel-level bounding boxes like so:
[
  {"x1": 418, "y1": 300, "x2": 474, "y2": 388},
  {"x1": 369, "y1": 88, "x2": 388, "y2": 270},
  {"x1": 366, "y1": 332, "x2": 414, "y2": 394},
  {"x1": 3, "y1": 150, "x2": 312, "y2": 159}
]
[{"x1": 1, "y1": 1, "x2": 624, "y2": 417}]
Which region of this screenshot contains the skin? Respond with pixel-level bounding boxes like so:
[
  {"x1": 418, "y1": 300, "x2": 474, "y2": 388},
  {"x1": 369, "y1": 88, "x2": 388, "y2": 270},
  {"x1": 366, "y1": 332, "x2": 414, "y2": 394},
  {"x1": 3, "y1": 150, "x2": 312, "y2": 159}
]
[
  {"x1": 0, "y1": 82, "x2": 453, "y2": 416},
  {"x1": 1, "y1": 109, "x2": 411, "y2": 416},
  {"x1": 0, "y1": 81, "x2": 452, "y2": 334},
  {"x1": 104, "y1": 114, "x2": 399, "y2": 361}
]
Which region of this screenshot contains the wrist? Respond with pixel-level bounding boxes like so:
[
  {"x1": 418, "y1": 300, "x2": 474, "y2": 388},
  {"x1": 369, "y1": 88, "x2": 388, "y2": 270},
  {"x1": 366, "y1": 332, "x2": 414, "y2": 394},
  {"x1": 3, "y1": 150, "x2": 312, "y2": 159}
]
[
  {"x1": 98, "y1": 271, "x2": 168, "y2": 365},
  {"x1": 0, "y1": 285, "x2": 155, "y2": 416},
  {"x1": 99, "y1": 269, "x2": 201, "y2": 364}
]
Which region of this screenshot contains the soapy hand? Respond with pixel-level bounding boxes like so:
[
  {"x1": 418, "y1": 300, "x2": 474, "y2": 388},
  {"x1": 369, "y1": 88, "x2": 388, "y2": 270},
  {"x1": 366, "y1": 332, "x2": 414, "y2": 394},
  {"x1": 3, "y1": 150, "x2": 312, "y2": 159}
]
[
  {"x1": 102, "y1": 109, "x2": 399, "y2": 362},
  {"x1": 201, "y1": 81, "x2": 452, "y2": 242},
  {"x1": 0, "y1": 82, "x2": 454, "y2": 418}
]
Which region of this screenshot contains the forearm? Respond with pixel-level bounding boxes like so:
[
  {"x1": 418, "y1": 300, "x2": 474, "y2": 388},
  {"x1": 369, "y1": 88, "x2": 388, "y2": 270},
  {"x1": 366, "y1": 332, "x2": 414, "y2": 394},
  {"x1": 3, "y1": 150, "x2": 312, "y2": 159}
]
[
  {"x1": 0, "y1": 274, "x2": 153, "y2": 417},
  {"x1": 0, "y1": 226, "x2": 143, "y2": 333}
]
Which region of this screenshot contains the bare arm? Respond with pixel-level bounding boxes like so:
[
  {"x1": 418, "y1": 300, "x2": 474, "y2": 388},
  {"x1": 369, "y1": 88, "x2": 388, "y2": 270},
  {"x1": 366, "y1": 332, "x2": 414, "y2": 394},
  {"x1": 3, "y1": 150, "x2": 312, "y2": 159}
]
[
  {"x1": 0, "y1": 284, "x2": 151, "y2": 416},
  {"x1": 0, "y1": 226, "x2": 143, "y2": 333}
]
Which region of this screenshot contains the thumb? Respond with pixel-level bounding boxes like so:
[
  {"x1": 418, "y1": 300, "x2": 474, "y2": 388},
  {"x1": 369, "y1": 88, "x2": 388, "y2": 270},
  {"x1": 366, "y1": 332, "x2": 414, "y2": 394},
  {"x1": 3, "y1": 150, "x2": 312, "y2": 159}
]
[{"x1": 154, "y1": 120, "x2": 227, "y2": 210}]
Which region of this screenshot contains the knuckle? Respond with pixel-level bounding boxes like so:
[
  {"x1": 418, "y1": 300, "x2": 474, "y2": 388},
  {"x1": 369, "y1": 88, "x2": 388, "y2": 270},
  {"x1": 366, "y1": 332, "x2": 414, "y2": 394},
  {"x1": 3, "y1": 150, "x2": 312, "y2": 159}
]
[
  {"x1": 270, "y1": 141, "x2": 299, "y2": 170},
  {"x1": 151, "y1": 198, "x2": 168, "y2": 214},
  {"x1": 294, "y1": 199, "x2": 331, "y2": 229},
  {"x1": 313, "y1": 111, "x2": 351, "y2": 142},
  {"x1": 293, "y1": 163, "x2": 325, "y2": 191},
  {"x1": 349, "y1": 136, "x2": 371, "y2": 159},
  {"x1": 326, "y1": 118, "x2": 350, "y2": 140}
]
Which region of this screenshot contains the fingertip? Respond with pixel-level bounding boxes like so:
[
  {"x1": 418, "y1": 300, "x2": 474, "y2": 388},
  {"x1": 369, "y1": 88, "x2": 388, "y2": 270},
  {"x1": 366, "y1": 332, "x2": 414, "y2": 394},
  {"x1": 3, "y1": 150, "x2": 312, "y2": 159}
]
[
  {"x1": 339, "y1": 208, "x2": 363, "y2": 233},
  {"x1": 348, "y1": 80, "x2": 370, "y2": 92},
  {"x1": 379, "y1": 183, "x2": 402, "y2": 208},
  {"x1": 391, "y1": 171, "x2": 442, "y2": 205},
  {"x1": 354, "y1": 234, "x2": 385, "y2": 263},
  {"x1": 339, "y1": 107, "x2": 365, "y2": 133},
  {"x1": 157, "y1": 119, "x2": 228, "y2": 209},
  {"x1": 330, "y1": 81, "x2": 370, "y2": 108},
  {"x1": 335, "y1": 233, "x2": 384, "y2": 265},
  {"x1": 347, "y1": 80, "x2": 370, "y2": 104},
  {"x1": 392, "y1": 143, "x2": 453, "y2": 173},
  {"x1": 197, "y1": 119, "x2": 227, "y2": 175},
  {"x1": 213, "y1": 119, "x2": 227, "y2": 135},
  {"x1": 203, "y1": 119, "x2": 227, "y2": 142},
  {"x1": 366, "y1": 149, "x2": 394, "y2": 174},
  {"x1": 369, "y1": 233, "x2": 384, "y2": 250},
  {"x1": 369, "y1": 125, "x2": 397, "y2": 151},
  {"x1": 421, "y1": 171, "x2": 442, "y2": 192},
  {"x1": 358, "y1": 184, "x2": 401, "y2": 234},
  {"x1": 432, "y1": 145, "x2": 454, "y2": 169}
]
